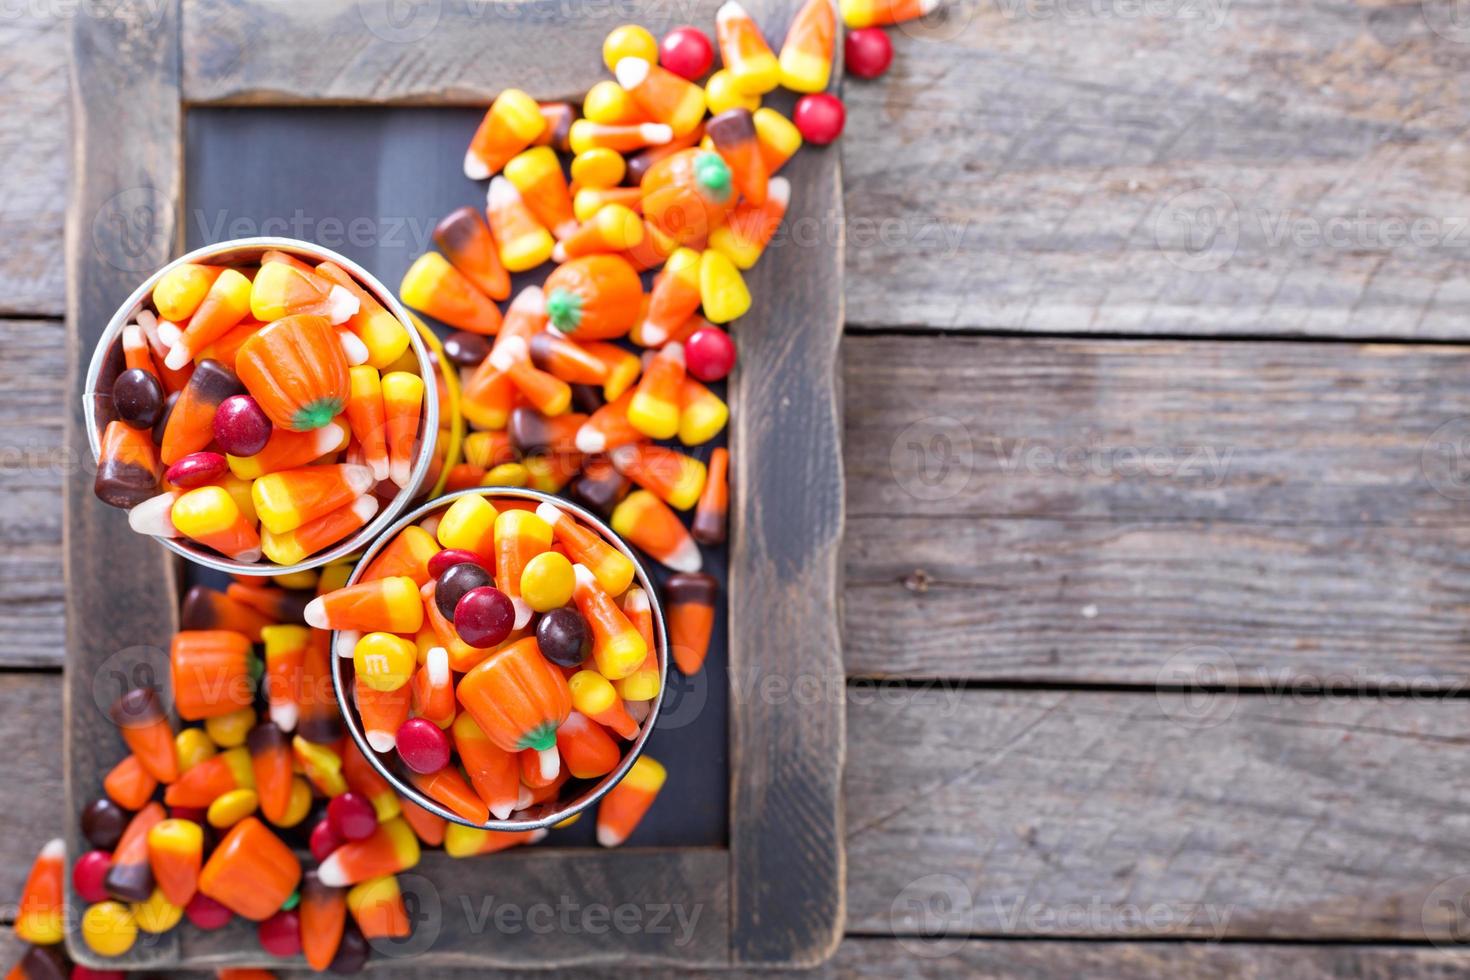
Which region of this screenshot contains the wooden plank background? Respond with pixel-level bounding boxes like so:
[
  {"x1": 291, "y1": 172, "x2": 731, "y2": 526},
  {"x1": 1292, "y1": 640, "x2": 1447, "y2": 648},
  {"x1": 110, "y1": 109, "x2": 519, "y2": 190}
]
[{"x1": 7, "y1": 0, "x2": 1470, "y2": 974}]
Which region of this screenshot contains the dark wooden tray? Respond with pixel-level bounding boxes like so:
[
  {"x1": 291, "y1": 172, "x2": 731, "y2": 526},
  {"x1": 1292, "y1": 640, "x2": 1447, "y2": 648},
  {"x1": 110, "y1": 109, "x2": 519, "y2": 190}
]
[{"x1": 65, "y1": 0, "x2": 843, "y2": 970}]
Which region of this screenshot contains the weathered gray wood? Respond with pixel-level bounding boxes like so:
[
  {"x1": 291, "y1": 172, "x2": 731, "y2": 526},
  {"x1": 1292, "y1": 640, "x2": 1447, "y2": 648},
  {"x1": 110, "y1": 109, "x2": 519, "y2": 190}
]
[
  {"x1": 64, "y1": 0, "x2": 183, "y2": 970},
  {"x1": 0, "y1": 11, "x2": 69, "y2": 317},
  {"x1": 846, "y1": 517, "x2": 1470, "y2": 686},
  {"x1": 0, "y1": 319, "x2": 67, "y2": 666},
  {"x1": 725, "y1": 0, "x2": 846, "y2": 964},
  {"x1": 844, "y1": 334, "x2": 1470, "y2": 683},
  {"x1": 0, "y1": 674, "x2": 65, "y2": 907},
  {"x1": 63, "y1": 937, "x2": 1470, "y2": 978},
  {"x1": 846, "y1": 689, "x2": 1470, "y2": 940},
  {"x1": 181, "y1": 0, "x2": 727, "y2": 104},
  {"x1": 843, "y1": 0, "x2": 1470, "y2": 336}
]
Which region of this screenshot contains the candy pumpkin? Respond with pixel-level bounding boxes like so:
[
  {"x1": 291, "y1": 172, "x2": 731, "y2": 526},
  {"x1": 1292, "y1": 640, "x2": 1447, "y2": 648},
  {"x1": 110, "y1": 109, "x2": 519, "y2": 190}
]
[
  {"x1": 236, "y1": 314, "x2": 351, "y2": 431},
  {"x1": 455, "y1": 637, "x2": 571, "y2": 780},
  {"x1": 640, "y1": 148, "x2": 736, "y2": 246},
  {"x1": 543, "y1": 255, "x2": 644, "y2": 340}
]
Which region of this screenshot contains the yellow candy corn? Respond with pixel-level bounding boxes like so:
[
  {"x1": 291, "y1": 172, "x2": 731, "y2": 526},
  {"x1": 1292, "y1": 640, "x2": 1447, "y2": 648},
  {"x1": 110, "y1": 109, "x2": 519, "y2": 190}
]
[
  {"x1": 698, "y1": 249, "x2": 751, "y2": 323},
  {"x1": 753, "y1": 107, "x2": 802, "y2": 174},
  {"x1": 437, "y1": 493, "x2": 500, "y2": 556}
]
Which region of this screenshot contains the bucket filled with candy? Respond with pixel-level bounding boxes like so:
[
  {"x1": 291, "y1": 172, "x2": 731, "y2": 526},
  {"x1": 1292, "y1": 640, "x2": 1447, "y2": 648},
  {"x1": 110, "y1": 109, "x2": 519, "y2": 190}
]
[
  {"x1": 322, "y1": 487, "x2": 668, "y2": 831},
  {"x1": 84, "y1": 238, "x2": 442, "y2": 574}
]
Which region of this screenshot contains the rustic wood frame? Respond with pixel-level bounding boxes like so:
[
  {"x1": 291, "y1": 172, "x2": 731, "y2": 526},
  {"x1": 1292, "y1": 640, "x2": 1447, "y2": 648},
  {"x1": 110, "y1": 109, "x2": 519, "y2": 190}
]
[{"x1": 65, "y1": 0, "x2": 844, "y2": 970}]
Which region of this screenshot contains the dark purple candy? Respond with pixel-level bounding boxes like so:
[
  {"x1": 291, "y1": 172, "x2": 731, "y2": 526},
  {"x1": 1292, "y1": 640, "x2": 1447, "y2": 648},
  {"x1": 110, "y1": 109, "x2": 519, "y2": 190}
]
[
  {"x1": 329, "y1": 918, "x2": 371, "y2": 973},
  {"x1": 113, "y1": 367, "x2": 165, "y2": 429},
  {"x1": 426, "y1": 547, "x2": 489, "y2": 581},
  {"x1": 536, "y1": 606, "x2": 590, "y2": 667},
  {"x1": 81, "y1": 797, "x2": 130, "y2": 850},
  {"x1": 454, "y1": 586, "x2": 515, "y2": 648},
  {"x1": 443, "y1": 331, "x2": 491, "y2": 368},
  {"x1": 435, "y1": 561, "x2": 493, "y2": 621},
  {"x1": 213, "y1": 394, "x2": 272, "y2": 457}
]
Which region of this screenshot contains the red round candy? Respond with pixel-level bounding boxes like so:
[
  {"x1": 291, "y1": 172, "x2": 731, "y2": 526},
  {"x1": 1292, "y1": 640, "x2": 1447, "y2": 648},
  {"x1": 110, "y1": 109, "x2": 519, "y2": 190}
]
[
  {"x1": 72, "y1": 849, "x2": 113, "y2": 904},
  {"x1": 327, "y1": 791, "x2": 379, "y2": 842},
  {"x1": 794, "y1": 93, "x2": 845, "y2": 145},
  {"x1": 258, "y1": 908, "x2": 302, "y2": 958},
  {"x1": 845, "y1": 27, "x2": 893, "y2": 79},
  {"x1": 309, "y1": 817, "x2": 343, "y2": 862},
  {"x1": 454, "y1": 586, "x2": 515, "y2": 648},
  {"x1": 164, "y1": 451, "x2": 229, "y2": 489},
  {"x1": 660, "y1": 26, "x2": 714, "y2": 80},
  {"x1": 185, "y1": 892, "x2": 234, "y2": 930},
  {"x1": 212, "y1": 394, "x2": 273, "y2": 457},
  {"x1": 396, "y1": 717, "x2": 452, "y2": 774},
  {"x1": 685, "y1": 326, "x2": 736, "y2": 382},
  {"x1": 427, "y1": 547, "x2": 490, "y2": 581}
]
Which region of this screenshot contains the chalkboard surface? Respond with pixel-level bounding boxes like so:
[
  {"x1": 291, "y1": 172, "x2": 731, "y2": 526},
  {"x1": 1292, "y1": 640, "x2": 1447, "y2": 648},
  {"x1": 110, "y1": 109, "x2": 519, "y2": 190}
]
[{"x1": 185, "y1": 106, "x2": 730, "y2": 848}]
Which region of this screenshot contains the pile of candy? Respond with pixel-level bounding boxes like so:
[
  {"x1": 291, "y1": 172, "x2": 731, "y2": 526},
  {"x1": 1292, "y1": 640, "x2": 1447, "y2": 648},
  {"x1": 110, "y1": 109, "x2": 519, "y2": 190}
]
[
  {"x1": 92, "y1": 250, "x2": 430, "y2": 567},
  {"x1": 318, "y1": 491, "x2": 698, "y2": 826},
  {"x1": 37, "y1": 556, "x2": 670, "y2": 969},
  {"x1": 34, "y1": 0, "x2": 931, "y2": 970}
]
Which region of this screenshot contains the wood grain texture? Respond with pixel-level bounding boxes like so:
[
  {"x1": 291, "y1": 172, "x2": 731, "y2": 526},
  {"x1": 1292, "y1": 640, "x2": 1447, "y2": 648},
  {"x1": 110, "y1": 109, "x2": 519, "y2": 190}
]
[
  {"x1": 843, "y1": 0, "x2": 1470, "y2": 336},
  {"x1": 181, "y1": 0, "x2": 728, "y2": 104},
  {"x1": 54, "y1": 938, "x2": 1470, "y2": 978},
  {"x1": 725, "y1": 0, "x2": 847, "y2": 964},
  {"x1": 843, "y1": 334, "x2": 1470, "y2": 684},
  {"x1": 64, "y1": 0, "x2": 183, "y2": 970},
  {"x1": 0, "y1": 319, "x2": 67, "y2": 666},
  {"x1": 0, "y1": 10, "x2": 69, "y2": 317},
  {"x1": 0, "y1": 674, "x2": 65, "y2": 907},
  {"x1": 846, "y1": 689, "x2": 1470, "y2": 940}
]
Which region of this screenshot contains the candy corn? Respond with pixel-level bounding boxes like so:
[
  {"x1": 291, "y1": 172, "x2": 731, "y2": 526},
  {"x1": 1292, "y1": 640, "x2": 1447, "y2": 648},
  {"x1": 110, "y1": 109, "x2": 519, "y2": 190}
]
[
  {"x1": 444, "y1": 826, "x2": 545, "y2": 858},
  {"x1": 164, "y1": 268, "x2": 253, "y2": 370},
  {"x1": 261, "y1": 495, "x2": 378, "y2": 566},
  {"x1": 465, "y1": 88, "x2": 546, "y2": 180},
  {"x1": 536, "y1": 501, "x2": 636, "y2": 595},
  {"x1": 305, "y1": 575, "x2": 423, "y2": 633},
  {"x1": 14, "y1": 839, "x2": 64, "y2": 945},
  {"x1": 495, "y1": 508, "x2": 553, "y2": 628},
  {"x1": 109, "y1": 687, "x2": 179, "y2": 784},
  {"x1": 505, "y1": 146, "x2": 578, "y2": 241},
  {"x1": 693, "y1": 446, "x2": 730, "y2": 544},
  {"x1": 247, "y1": 722, "x2": 295, "y2": 825},
  {"x1": 164, "y1": 746, "x2": 253, "y2": 808},
  {"x1": 627, "y1": 342, "x2": 687, "y2": 439},
  {"x1": 433, "y1": 206, "x2": 511, "y2": 301},
  {"x1": 707, "y1": 107, "x2": 769, "y2": 206},
  {"x1": 161, "y1": 359, "x2": 245, "y2": 465},
  {"x1": 488, "y1": 335, "x2": 573, "y2": 416},
  {"x1": 487, "y1": 176, "x2": 556, "y2": 272},
  {"x1": 699, "y1": 248, "x2": 751, "y2": 323},
  {"x1": 154, "y1": 263, "x2": 222, "y2": 322},
  {"x1": 611, "y1": 490, "x2": 702, "y2": 572},
  {"x1": 252, "y1": 463, "x2": 374, "y2": 535},
  {"x1": 596, "y1": 755, "x2": 665, "y2": 846},
  {"x1": 611, "y1": 442, "x2": 707, "y2": 511},
  {"x1": 356, "y1": 673, "x2": 411, "y2": 754},
  {"x1": 383, "y1": 370, "x2": 425, "y2": 488},
  {"x1": 249, "y1": 260, "x2": 359, "y2": 326},
  {"x1": 147, "y1": 818, "x2": 203, "y2": 908},
  {"x1": 841, "y1": 0, "x2": 938, "y2": 26},
  {"x1": 95, "y1": 420, "x2": 162, "y2": 508},
  {"x1": 318, "y1": 817, "x2": 420, "y2": 887},
  {"x1": 616, "y1": 587, "x2": 663, "y2": 702},
  {"x1": 410, "y1": 766, "x2": 489, "y2": 824},
  {"x1": 753, "y1": 106, "x2": 802, "y2": 173},
  {"x1": 716, "y1": 1, "x2": 780, "y2": 94},
  {"x1": 300, "y1": 870, "x2": 348, "y2": 971},
  {"x1": 104, "y1": 754, "x2": 158, "y2": 811},
  {"x1": 780, "y1": 0, "x2": 837, "y2": 92},
  {"x1": 554, "y1": 203, "x2": 646, "y2": 261},
  {"x1": 105, "y1": 802, "x2": 165, "y2": 902},
  {"x1": 572, "y1": 564, "x2": 647, "y2": 679},
  {"x1": 451, "y1": 712, "x2": 521, "y2": 820},
  {"x1": 317, "y1": 260, "x2": 413, "y2": 370},
  {"x1": 615, "y1": 57, "x2": 707, "y2": 137},
  {"x1": 400, "y1": 252, "x2": 503, "y2": 335},
  {"x1": 557, "y1": 711, "x2": 621, "y2": 779}
]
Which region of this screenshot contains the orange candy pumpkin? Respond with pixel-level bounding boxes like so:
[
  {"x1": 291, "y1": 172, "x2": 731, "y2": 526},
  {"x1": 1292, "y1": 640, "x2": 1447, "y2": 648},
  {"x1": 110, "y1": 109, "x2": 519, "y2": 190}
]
[
  {"x1": 236, "y1": 314, "x2": 351, "y2": 432},
  {"x1": 455, "y1": 636, "x2": 571, "y2": 755},
  {"x1": 640, "y1": 148, "x2": 737, "y2": 246},
  {"x1": 543, "y1": 255, "x2": 644, "y2": 340}
]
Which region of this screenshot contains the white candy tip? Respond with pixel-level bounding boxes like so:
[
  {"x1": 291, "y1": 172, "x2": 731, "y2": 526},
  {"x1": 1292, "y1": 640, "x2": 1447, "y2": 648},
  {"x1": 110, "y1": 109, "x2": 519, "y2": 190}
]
[
  {"x1": 574, "y1": 427, "x2": 606, "y2": 454},
  {"x1": 573, "y1": 563, "x2": 596, "y2": 588},
  {"x1": 339, "y1": 330, "x2": 370, "y2": 366},
  {"x1": 489, "y1": 334, "x2": 528, "y2": 371},
  {"x1": 351, "y1": 495, "x2": 380, "y2": 523},
  {"x1": 490, "y1": 800, "x2": 516, "y2": 820},
  {"x1": 314, "y1": 421, "x2": 347, "y2": 454},
  {"x1": 343, "y1": 463, "x2": 377, "y2": 496},
  {"x1": 327, "y1": 284, "x2": 361, "y2": 325},
  {"x1": 271, "y1": 703, "x2": 299, "y2": 733},
  {"x1": 512, "y1": 285, "x2": 545, "y2": 313},
  {"x1": 623, "y1": 587, "x2": 649, "y2": 612},
  {"x1": 768, "y1": 176, "x2": 792, "y2": 208},
  {"x1": 390, "y1": 459, "x2": 411, "y2": 489},
  {"x1": 155, "y1": 318, "x2": 180, "y2": 347},
  {"x1": 608, "y1": 443, "x2": 637, "y2": 469},
  {"x1": 128, "y1": 492, "x2": 179, "y2": 537},
  {"x1": 487, "y1": 175, "x2": 516, "y2": 207},
  {"x1": 514, "y1": 784, "x2": 535, "y2": 812},
  {"x1": 550, "y1": 242, "x2": 568, "y2": 263},
  {"x1": 641, "y1": 123, "x2": 674, "y2": 145},
  {"x1": 369, "y1": 458, "x2": 391, "y2": 483},
  {"x1": 426, "y1": 646, "x2": 450, "y2": 685},
  {"x1": 365, "y1": 730, "x2": 396, "y2": 754},
  {"x1": 536, "y1": 746, "x2": 560, "y2": 782},
  {"x1": 40, "y1": 838, "x2": 64, "y2": 858},
  {"x1": 662, "y1": 341, "x2": 685, "y2": 365},
  {"x1": 464, "y1": 151, "x2": 490, "y2": 181},
  {"x1": 317, "y1": 856, "x2": 347, "y2": 888},
  {"x1": 640, "y1": 323, "x2": 668, "y2": 346},
  {"x1": 615, "y1": 57, "x2": 650, "y2": 90},
  {"x1": 596, "y1": 826, "x2": 624, "y2": 847},
  {"x1": 233, "y1": 547, "x2": 264, "y2": 564},
  {"x1": 163, "y1": 344, "x2": 191, "y2": 372},
  {"x1": 336, "y1": 629, "x2": 362, "y2": 659},
  {"x1": 664, "y1": 537, "x2": 703, "y2": 573},
  {"x1": 717, "y1": 0, "x2": 747, "y2": 22},
  {"x1": 303, "y1": 596, "x2": 329, "y2": 630},
  {"x1": 535, "y1": 501, "x2": 565, "y2": 527},
  {"x1": 512, "y1": 597, "x2": 532, "y2": 630},
  {"x1": 136, "y1": 309, "x2": 158, "y2": 329}
]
